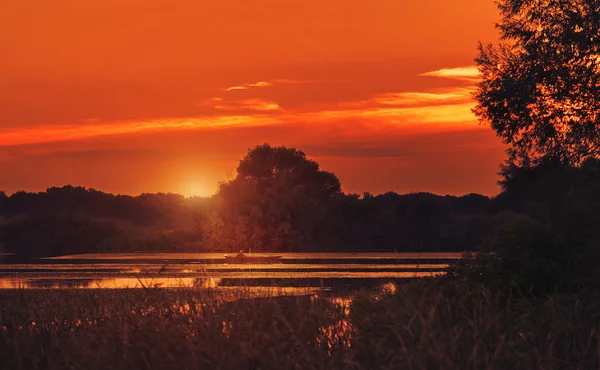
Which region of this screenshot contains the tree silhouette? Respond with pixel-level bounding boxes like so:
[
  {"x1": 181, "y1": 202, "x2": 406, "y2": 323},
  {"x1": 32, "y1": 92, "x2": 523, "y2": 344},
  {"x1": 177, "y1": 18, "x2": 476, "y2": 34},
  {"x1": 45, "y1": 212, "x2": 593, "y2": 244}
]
[
  {"x1": 0, "y1": 191, "x2": 7, "y2": 210},
  {"x1": 474, "y1": 0, "x2": 600, "y2": 167},
  {"x1": 211, "y1": 144, "x2": 341, "y2": 252},
  {"x1": 0, "y1": 168, "x2": 499, "y2": 255},
  {"x1": 236, "y1": 143, "x2": 341, "y2": 197}
]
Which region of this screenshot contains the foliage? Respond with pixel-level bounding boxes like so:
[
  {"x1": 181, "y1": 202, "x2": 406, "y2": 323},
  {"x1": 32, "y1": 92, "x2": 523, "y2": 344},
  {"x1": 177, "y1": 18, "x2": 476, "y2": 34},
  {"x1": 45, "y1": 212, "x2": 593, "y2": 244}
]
[
  {"x1": 328, "y1": 192, "x2": 494, "y2": 253},
  {"x1": 452, "y1": 159, "x2": 600, "y2": 297},
  {"x1": 0, "y1": 188, "x2": 496, "y2": 256},
  {"x1": 209, "y1": 144, "x2": 342, "y2": 252},
  {"x1": 474, "y1": 0, "x2": 600, "y2": 167},
  {"x1": 1, "y1": 214, "x2": 123, "y2": 257},
  {"x1": 448, "y1": 216, "x2": 581, "y2": 296},
  {"x1": 0, "y1": 190, "x2": 7, "y2": 209},
  {"x1": 2, "y1": 282, "x2": 600, "y2": 369},
  {"x1": 470, "y1": 2, "x2": 600, "y2": 297},
  {"x1": 349, "y1": 280, "x2": 600, "y2": 369},
  {"x1": 0, "y1": 186, "x2": 200, "y2": 228}
]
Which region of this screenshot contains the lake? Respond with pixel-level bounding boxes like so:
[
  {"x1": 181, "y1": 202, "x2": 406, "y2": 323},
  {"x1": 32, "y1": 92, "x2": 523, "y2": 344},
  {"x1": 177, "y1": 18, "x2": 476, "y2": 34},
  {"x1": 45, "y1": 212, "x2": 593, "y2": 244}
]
[{"x1": 0, "y1": 252, "x2": 461, "y2": 290}]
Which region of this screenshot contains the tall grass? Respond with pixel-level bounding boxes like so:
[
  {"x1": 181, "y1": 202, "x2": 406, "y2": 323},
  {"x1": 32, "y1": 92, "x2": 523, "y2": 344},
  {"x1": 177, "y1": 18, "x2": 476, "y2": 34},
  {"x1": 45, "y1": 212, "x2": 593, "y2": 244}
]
[{"x1": 1, "y1": 281, "x2": 600, "y2": 369}]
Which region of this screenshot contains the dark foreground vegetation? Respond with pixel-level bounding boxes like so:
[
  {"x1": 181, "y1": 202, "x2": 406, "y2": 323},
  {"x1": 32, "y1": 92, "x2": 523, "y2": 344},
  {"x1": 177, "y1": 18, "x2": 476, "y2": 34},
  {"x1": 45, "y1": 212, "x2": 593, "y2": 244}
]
[{"x1": 1, "y1": 281, "x2": 599, "y2": 370}]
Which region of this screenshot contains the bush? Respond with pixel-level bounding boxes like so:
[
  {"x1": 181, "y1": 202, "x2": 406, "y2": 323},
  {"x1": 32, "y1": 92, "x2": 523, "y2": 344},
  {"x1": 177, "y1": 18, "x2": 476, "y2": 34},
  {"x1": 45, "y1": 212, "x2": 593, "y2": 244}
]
[{"x1": 448, "y1": 215, "x2": 586, "y2": 297}]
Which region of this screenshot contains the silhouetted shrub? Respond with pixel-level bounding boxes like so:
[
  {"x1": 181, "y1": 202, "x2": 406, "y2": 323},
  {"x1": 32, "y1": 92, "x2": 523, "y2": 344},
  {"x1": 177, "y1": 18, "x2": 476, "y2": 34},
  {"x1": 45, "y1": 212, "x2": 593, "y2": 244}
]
[{"x1": 449, "y1": 215, "x2": 589, "y2": 297}]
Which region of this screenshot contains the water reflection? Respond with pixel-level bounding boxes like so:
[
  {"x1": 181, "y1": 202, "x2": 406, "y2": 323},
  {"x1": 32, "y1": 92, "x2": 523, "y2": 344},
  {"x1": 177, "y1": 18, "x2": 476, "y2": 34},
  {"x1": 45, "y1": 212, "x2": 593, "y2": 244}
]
[
  {"x1": 0, "y1": 272, "x2": 441, "y2": 290},
  {"x1": 0, "y1": 277, "x2": 221, "y2": 289},
  {"x1": 6, "y1": 279, "x2": 95, "y2": 289},
  {"x1": 47, "y1": 252, "x2": 463, "y2": 260},
  {"x1": 0, "y1": 263, "x2": 449, "y2": 273},
  {"x1": 0, "y1": 277, "x2": 334, "y2": 294},
  {"x1": 1, "y1": 252, "x2": 449, "y2": 292}
]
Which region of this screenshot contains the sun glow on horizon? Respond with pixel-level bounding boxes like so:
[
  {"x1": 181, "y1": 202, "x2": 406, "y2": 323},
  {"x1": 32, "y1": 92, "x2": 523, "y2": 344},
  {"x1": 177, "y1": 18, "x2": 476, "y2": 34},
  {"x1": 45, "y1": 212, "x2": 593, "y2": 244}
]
[{"x1": 179, "y1": 179, "x2": 218, "y2": 198}]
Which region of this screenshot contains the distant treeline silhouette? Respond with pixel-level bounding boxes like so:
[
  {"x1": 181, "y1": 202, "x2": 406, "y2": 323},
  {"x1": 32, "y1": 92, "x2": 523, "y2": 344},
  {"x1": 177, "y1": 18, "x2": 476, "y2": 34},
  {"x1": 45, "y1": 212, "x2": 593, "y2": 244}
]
[
  {"x1": 0, "y1": 184, "x2": 493, "y2": 257},
  {"x1": 4, "y1": 144, "x2": 599, "y2": 258}
]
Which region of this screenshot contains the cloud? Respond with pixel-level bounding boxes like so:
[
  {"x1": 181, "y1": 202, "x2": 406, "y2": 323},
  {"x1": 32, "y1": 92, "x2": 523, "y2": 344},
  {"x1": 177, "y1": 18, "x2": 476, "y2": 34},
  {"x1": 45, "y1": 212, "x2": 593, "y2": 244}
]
[
  {"x1": 378, "y1": 89, "x2": 473, "y2": 105},
  {"x1": 340, "y1": 87, "x2": 474, "y2": 109},
  {"x1": 0, "y1": 115, "x2": 277, "y2": 146},
  {"x1": 223, "y1": 79, "x2": 311, "y2": 91},
  {"x1": 317, "y1": 86, "x2": 478, "y2": 127},
  {"x1": 296, "y1": 102, "x2": 477, "y2": 130},
  {"x1": 224, "y1": 81, "x2": 272, "y2": 91},
  {"x1": 0, "y1": 90, "x2": 478, "y2": 147},
  {"x1": 197, "y1": 97, "x2": 280, "y2": 111},
  {"x1": 1, "y1": 66, "x2": 486, "y2": 147},
  {"x1": 214, "y1": 99, "x2": 280, "y2": 111},
  {"x1": 420, "y1": 66, "x2": 480, "y2": 81},
  {"x1": 361, "y1": 102, "x2": 477, "y2": 124}
]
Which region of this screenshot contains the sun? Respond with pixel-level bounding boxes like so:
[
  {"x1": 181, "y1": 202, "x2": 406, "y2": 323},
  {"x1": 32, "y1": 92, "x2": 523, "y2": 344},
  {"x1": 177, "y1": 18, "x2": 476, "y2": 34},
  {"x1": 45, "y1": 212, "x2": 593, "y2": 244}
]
[
  {"x1": 178, "y1": 178, "x2": 218, "y2": 198},
  {"x1": 183, "y1": 183, "x2": 209, "y2": 197}
]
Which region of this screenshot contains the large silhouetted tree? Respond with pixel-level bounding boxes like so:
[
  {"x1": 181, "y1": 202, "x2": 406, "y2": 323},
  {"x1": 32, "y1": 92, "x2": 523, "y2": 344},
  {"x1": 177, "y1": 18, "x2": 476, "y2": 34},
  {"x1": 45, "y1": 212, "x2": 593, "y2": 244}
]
[
  {"x1": 209, "y1": 144, "x2": 342, "y2": 252},
  {"x1": 474, "y1": 0, "x2": 600, "y2": 167},
  {"x1": 235, "y1": 144, "x2": 341, "y2": 197}
]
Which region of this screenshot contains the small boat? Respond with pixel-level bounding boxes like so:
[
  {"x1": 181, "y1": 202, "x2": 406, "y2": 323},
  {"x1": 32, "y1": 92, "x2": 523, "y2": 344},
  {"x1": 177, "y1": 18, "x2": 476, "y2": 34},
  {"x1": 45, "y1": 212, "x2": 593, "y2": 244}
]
[{"x1": 224, "y1": 252, "x2": 283, "y2": 264}]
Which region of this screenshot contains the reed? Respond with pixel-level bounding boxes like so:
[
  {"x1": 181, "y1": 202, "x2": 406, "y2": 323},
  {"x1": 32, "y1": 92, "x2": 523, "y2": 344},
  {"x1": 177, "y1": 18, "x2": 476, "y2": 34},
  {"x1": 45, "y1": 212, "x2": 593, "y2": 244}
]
[{"x1": 1, "y1": 281, "x2": 599, "y2": 369}]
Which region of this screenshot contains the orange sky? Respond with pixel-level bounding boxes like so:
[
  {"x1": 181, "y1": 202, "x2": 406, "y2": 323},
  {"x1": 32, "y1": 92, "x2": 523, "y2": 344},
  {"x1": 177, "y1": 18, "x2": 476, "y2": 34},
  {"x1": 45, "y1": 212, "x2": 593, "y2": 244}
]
[{"x1": 0, "y1": 0, "x2": 505, "y2": 197}]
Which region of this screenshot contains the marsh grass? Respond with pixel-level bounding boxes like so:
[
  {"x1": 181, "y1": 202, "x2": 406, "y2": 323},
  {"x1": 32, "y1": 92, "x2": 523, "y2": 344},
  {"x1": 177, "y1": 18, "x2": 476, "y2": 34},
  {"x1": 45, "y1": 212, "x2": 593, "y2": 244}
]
[{"x1": 2, "y1": 281, "x2": 600, "y2": 369}]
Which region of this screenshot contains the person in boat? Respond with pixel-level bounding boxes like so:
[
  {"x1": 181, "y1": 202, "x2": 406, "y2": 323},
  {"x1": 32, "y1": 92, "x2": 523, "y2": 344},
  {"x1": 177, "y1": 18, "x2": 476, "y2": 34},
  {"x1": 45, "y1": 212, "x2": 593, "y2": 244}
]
[{"x1": 224, "y1": 250, "x2": 282, "y2": 264}]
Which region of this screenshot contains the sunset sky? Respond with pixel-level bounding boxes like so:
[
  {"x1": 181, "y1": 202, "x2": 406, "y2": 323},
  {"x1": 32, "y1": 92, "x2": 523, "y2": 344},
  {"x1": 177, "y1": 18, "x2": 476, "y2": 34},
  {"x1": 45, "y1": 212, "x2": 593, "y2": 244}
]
[{"x1": 0, "y1": 0, "x2": 505, "y2": 197}]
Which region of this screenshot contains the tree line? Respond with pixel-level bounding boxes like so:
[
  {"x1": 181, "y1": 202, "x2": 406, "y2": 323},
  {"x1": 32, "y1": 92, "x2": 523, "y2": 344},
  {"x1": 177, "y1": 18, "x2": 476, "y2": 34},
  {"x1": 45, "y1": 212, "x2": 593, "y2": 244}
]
[
  {"x1": 0, "y1": 156, "x2": 498, "y2": 257},
  {"x1": 4, "y1": 142, "x2": 600, "y2": 259}
]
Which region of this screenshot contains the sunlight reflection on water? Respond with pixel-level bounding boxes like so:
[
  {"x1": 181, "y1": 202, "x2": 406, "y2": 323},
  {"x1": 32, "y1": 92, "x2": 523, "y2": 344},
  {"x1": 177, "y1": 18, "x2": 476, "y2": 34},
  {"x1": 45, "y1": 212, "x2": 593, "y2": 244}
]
[
  {"x1": 0, "y1": 271, "x2": 442, "y2": 289},
  {"x1": 0, "y1": 277, "x2": 208, "y2": 289},
  {"x1": 1, "y1": 253, "x2": 450, "y2": 291},
  {"x1": 46, "y1": 252, "x2": 463, "y2": 260},
  {"x1": 0, "y1": 263, "x2": 449, "y2": 271}
]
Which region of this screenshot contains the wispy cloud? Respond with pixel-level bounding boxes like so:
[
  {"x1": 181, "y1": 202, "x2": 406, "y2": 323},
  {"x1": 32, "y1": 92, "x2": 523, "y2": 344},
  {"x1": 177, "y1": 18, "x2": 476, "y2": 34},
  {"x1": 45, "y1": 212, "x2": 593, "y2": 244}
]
[
  {"x1": 224, "y1": 81, "x2": 273, "y2": 91},
  {"x1": 196, "y1": 97, "x2": 280, "y2": 111},
  {"x1": 0, "y1": 115, "x2": 276, "y2": 146},
  {"x1": 223, "y1": 79, "x2": 311, "y2": 91},
  {"x1": 381, "y1": 89, "x2": 472, "y2": 105},
  {"x1": 341, "y1": 87, "x2": 474, "y2": 109},
  {"x1": 420, "y1": 66, "x2": 480, "y2": 81},
  {"x1": 309, "y1": 101, "x2": 477, "y2": 126},
  {"x1": 0, "y1": 96, "x2": 478, "y2": 148},
  {"x1": 214, "y1": 98, "x2": 280, "y2": 111},
  {"x1": 1, "y1": 67, "x2": 485, "y2": 147}
]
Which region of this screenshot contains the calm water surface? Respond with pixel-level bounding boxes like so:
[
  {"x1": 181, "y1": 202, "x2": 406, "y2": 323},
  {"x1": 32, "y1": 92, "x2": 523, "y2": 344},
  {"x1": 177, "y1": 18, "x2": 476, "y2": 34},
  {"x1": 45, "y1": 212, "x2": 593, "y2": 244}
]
[
  {"x1": 0, "y1": 252, "x2": 455, "y2": 290},
  {"x1": 45, "y1": 252, "x2": 462, "y2": 260}
]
